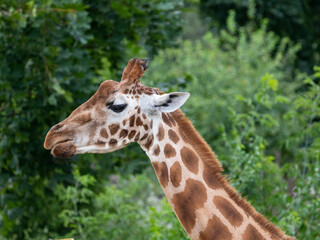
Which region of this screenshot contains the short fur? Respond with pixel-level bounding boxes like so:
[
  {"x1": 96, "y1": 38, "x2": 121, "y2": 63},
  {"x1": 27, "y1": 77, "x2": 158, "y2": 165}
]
[{"x1": 171, "y1": 109, "x2": 295, "y2": 240}]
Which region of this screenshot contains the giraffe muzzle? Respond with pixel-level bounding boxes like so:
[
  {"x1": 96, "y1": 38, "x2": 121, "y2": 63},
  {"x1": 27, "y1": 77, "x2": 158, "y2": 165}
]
[{"x1": 44, "y1": 123, "x2": 76, "y2": 158}]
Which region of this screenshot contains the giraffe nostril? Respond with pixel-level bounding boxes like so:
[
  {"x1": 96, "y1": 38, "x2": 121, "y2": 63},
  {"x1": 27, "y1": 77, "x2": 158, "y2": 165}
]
[{"x1": 51, "y1": 123, "x2": 64, "y2": 131}]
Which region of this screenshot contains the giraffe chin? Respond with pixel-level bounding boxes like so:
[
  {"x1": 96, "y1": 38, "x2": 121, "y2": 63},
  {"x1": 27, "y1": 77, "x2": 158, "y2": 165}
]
[{"x1": 51, "y1": 141, "x2": 76, "y2": 159}]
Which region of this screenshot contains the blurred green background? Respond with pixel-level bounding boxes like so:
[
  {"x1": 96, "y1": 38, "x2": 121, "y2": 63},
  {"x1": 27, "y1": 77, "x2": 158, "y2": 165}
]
[{"x1": 0, "y1": 0, "x2": 319, "y2": 239}]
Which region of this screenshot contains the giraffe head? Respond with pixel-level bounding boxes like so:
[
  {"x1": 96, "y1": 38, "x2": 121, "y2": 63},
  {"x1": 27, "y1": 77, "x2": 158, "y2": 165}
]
[{"x1": 44, "y1": 58, "x2": 190, "y2": 158}]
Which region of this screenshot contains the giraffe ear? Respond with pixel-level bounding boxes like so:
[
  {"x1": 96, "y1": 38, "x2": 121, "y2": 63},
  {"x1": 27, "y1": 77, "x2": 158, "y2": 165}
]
[{"x1": 154, "y1": 92, "x2": 190, "y2": 113}]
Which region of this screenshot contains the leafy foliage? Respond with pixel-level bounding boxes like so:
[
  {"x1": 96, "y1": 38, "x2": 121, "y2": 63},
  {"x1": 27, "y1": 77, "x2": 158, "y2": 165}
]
[
  {"x1": 55, "y1": 168, "x2": 188, "y2": 240},
  {"x1": 146, "y1": 12, "x2": 299, "y2": 147},
  {"x1": 279, "y1": 68, "x2": 320, "y2": 238},
  {"x1": 0, "y1": 0, "x2": 186, "y2": 238},
  {"x1": 200, "y1": 0, "x2": 320, "y2": 72}
]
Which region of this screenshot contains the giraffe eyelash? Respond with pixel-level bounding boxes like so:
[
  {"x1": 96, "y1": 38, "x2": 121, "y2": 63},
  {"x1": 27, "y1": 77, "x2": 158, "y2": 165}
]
[
  {"x1": 110, "y1": 104, "x2": 127, "y2": 113},
  {"x1": 106, "y1": 101, "x2": 114, "y2": 107},
  {"x1": 106, "y1": 101, "x2": 127, "y2": 113}
]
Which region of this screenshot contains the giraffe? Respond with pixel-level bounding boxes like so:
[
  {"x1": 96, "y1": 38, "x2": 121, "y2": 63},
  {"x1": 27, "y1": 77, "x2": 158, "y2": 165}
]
[{"x1": 44, "y1": 58, "x2": 295, "y2": 240}]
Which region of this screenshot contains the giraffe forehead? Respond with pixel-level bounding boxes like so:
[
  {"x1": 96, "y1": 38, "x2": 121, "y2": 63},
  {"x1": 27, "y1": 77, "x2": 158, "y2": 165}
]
[
  {"x1": 119, "y1": 82, "x2": 162, "y2": 107},
  {"x1": 121, "y1": 82, "x2": 160, "y2": 95},
  {"x1": 66, "y1": 80, "x2": 118, "y2": 119}
]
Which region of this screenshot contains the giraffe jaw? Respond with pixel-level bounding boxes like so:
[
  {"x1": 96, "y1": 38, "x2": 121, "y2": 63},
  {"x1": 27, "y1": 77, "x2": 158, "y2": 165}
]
[{"x1": 75, "y1": 144, "x2": 128, "y2": 155}]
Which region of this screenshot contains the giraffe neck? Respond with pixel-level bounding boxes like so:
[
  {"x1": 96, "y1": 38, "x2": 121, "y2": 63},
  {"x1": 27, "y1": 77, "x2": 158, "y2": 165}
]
[{"x1": 138, "y1": 110, "x2": 293, "y2": 240}]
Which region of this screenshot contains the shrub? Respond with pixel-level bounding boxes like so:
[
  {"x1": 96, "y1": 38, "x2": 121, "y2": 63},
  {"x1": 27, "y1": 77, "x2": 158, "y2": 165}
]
[
  {"x1": 54, "y1": 168, "x2": 188, "y2": 240},
  {"x1": 0, "y1": 0, "x2": 186, "y2": 238}
]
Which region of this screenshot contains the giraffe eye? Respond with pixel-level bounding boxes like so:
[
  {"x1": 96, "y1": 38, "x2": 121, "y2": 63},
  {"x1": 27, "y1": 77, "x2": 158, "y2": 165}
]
[{"x1": 109, "y1": 104, "x2": 127, "y2": 113}]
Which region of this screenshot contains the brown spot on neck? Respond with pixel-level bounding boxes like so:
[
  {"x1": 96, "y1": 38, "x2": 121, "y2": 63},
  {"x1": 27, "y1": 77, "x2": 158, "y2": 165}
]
[
  {"x1": 172, "y1": 179, "x2": 207, "y2": 233},
  {"x1": 167, "y1": 113, "x2": 176, "y2": 126},
  {"x1": 140, "y1": 133, "x2": 148, "y2": 141},
  {"x1": 136, "y1": 116, "x2": 143, "y2": 126},
  {"x1": 152, "y1": 144, "x2": 160, "y2": 156},
  {"x1": 178, "y1": 127, "x2": 189, "y2": 143},
  {"x1": 162, "y1": 113, "x2": 172, "y2": 127},
  {"x1": 170, "y1": 161, "x2": 182, "y2": 187},
  {"x1": 157, "y1": 123, "x2": 165, "y2": 141},
  {"x1": 243, "y1": 224, "x2": 266, "y2": 240},
  {"x1": 199, "y1": 214, "x2": 232, "y2": 240},
  {"x1": 134, "y1": 132, "x2": 140, "y2": 142},
  {"x1": 129, "y1": 115, "x2": 135, "y2": 127},
  {"x1": 180, "y1": 147, "x2": 199, "y2": 174},
  {"x1": 164, "y1": 144, "x2": 176, "y2": 158},
  {"x1": 213, "y1": 196, "x2": 243, "y2": 227},
  {"x1": 203, "y1": 167, "x2": 221, "y2": 189},
  {"x1": 144, "y1": 134, "x2": 154, "y2": 150},
  {"x1": 168, "y1": 129, "x2": 179, "y2": 144},
  {"x1": 152, "y1": 162, "x2": 169, "y2": 188}
]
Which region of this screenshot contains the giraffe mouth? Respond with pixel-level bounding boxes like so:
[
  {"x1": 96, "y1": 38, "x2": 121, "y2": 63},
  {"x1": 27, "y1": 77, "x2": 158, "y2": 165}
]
[
  {"x1": 75, "y1": 143, "x2": 126, "y2": 155},
  {"x1": 51, "y1": 140, "x2": 76, "y2": 158}
]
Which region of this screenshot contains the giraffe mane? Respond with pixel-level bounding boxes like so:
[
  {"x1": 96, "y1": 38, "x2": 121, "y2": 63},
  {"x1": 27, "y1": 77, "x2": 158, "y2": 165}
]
[{"x1": 171, "y1": 109, "x2": 295, "y2": 240}]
